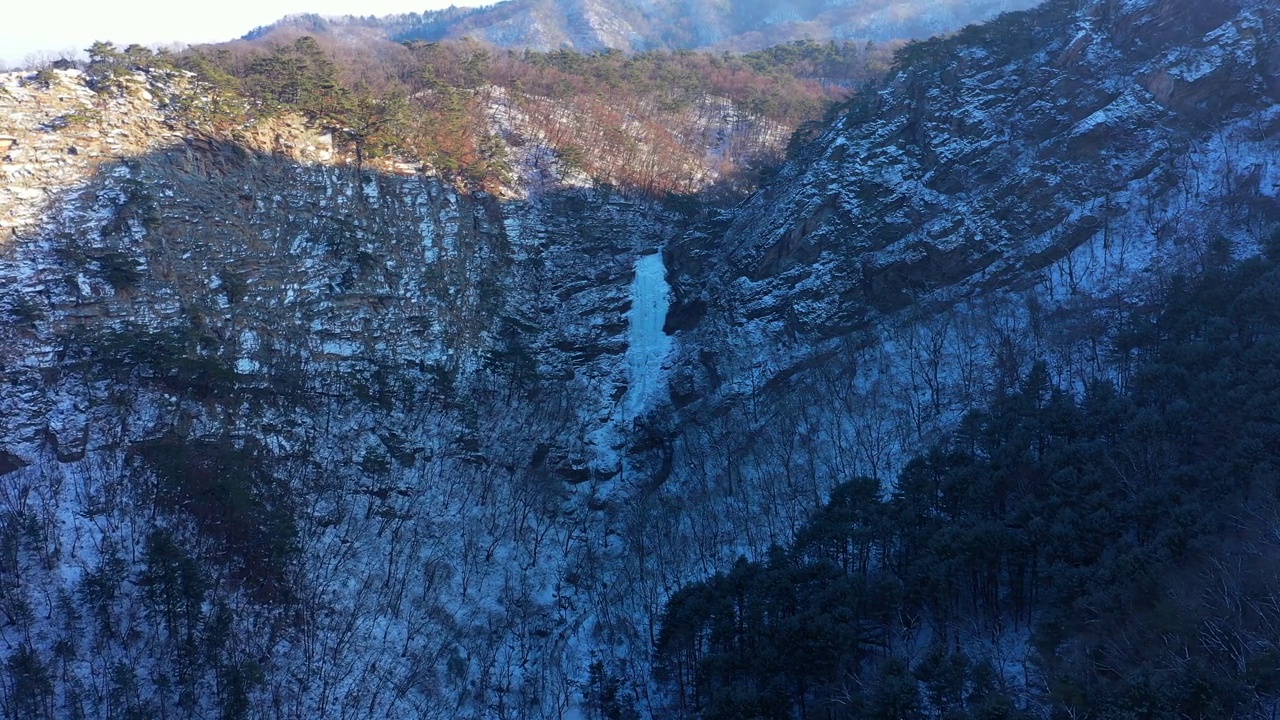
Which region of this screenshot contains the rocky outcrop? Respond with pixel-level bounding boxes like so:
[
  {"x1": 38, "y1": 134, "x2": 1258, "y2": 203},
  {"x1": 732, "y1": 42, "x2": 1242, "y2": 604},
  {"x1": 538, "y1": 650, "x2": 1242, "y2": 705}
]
[{"x1": 0, "y1": 69, "x2": 333, "y2": 245}]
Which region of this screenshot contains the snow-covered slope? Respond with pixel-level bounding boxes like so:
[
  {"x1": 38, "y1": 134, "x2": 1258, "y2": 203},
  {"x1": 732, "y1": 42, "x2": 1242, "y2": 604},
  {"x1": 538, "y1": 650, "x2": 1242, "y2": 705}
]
[
  {"x1": 626, "y1": 0, "x2": 1280, "y2": 708},
  {"x1": 1, "y1": 0, "x2": 1279, "y2": 716},
  {"x1": 0, "y1": 68, "x2": 688, "y2": 718},
  {"x1": 670, "y1": 0, "x2": 1280, "y2": 417}
]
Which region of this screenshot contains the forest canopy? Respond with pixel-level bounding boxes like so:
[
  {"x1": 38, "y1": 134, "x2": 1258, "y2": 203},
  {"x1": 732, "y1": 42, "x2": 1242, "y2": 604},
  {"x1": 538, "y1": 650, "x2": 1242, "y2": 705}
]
[{"x1": 66, "y1": 36, "x2": 892, "y2": 197}]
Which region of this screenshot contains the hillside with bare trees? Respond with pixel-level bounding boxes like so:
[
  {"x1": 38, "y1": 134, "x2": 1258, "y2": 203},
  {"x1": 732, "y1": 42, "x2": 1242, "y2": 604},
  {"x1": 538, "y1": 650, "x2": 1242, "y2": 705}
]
[{"x1": 108, "y1": 34, "x2": 896, "y2": 199}]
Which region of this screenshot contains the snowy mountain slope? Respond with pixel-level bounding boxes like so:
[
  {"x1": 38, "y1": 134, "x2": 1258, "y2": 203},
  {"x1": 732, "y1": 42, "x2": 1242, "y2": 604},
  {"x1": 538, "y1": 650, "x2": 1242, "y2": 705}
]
[
  {"x1": 1, "y1": 0, "x2": 1279, "y2": 716},
  {"x1": 611, "y1": 0, "x2": 1280, "y2": 707},
  {"x1": 0, "y1": 69, "x2": 690, "y2": 718},
  {"x1": 668, "y1": 0, "x2": 1280, "y2": 414}
]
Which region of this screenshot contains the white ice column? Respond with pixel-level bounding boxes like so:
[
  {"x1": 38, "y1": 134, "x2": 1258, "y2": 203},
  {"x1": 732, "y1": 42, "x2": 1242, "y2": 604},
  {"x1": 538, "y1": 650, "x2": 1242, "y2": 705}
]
[{"x1": 623, "y1": 253, "x2": 673, "y2": 421}]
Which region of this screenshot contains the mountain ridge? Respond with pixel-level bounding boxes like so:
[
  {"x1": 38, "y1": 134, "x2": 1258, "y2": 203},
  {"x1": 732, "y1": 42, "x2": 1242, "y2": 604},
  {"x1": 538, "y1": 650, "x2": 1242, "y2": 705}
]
[{"x1": 247, "y1": 0, "x2": 1044, "y2": 52}]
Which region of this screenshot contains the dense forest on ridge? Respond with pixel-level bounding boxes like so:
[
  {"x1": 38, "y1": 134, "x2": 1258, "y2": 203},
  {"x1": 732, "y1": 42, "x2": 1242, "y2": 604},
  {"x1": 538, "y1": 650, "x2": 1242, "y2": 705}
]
[{"x1": 649, "y1": 235, "x2": 1280, "y2": 719}]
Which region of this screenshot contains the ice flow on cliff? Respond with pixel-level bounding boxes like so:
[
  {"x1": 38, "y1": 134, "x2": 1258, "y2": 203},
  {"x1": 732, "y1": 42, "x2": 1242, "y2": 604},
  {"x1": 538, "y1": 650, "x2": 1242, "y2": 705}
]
[{"x1": 623, "y1": 253, "x2": 673, "y2": 421}]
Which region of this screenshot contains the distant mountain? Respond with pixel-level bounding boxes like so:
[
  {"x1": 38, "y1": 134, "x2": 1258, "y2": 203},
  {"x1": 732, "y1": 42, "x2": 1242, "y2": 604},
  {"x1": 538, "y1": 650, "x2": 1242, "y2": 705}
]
[{"x1": 247, "y1": 0, "x2": 1044, "y2": 52}]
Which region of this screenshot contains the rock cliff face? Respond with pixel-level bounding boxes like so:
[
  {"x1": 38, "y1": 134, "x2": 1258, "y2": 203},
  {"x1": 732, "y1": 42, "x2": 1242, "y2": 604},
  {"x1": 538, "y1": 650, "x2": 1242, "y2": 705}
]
[
  {"x1": 0, "y1": 68, "x2": 685, "y2": 720},
  {"x1": 1, "y1": 0, "x2": 1279, "y2": 717},
  {"x1": 662, "y1": 0, "x2": 1280, "y2": 429}
]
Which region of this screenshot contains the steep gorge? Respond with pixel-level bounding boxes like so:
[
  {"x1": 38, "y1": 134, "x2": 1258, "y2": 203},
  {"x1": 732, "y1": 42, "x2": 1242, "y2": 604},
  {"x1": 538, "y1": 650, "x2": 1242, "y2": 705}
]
[{"x1": 2, "y1": 0, "x2": 1280, "y2": 717}]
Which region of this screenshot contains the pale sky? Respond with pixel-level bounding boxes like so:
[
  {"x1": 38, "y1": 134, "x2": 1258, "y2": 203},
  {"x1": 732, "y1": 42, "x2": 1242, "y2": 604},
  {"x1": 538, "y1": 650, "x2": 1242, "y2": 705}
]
[{"x1": 1, "y1": 0, "x2": 494, "y2": 68}]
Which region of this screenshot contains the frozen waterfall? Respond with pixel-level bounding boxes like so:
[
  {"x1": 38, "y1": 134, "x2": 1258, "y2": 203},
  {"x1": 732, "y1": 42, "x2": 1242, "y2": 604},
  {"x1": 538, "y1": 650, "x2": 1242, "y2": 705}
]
[{"x1": 623, "y1": 253, "x2": 673, "y2": 421}]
